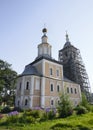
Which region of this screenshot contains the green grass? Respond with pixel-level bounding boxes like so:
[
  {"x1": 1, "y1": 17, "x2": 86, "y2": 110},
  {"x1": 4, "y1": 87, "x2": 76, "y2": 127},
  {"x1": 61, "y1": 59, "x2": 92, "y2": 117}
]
[{"x1": 0, "y1": 112, "x2": 93, "y2": 130}]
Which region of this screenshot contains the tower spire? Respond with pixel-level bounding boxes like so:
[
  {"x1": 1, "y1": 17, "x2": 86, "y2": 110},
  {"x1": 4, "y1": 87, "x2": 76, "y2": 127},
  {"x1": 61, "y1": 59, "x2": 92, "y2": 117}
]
[{"x1": 66, "y1": 31, "x2": 69, "y2": 42}]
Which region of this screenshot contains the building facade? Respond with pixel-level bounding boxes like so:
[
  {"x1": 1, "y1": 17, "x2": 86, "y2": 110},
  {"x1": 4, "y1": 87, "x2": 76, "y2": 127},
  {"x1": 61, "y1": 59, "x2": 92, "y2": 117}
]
[{"x1": 15, "y1": 28, "x2": 81, "y2": 109}]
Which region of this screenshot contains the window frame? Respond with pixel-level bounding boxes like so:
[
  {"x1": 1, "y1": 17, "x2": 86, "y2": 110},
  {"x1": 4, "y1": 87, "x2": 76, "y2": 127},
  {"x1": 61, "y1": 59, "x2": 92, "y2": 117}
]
[
  {"x1": 51, "y1": 99, "x2": 54, "y2": 105},
  {"x1": 50, "y1": 83, "x2": 54, "y2": 92},
  {"x1": 50, "y1": 68, "x2": 53, "y2": 75},
  {"x1": 25, "y1": 99, "x2": 28, "y2": 106},
  {"x1": 74, "y1": 88, "x2": 77, "y2": 94},
  {"x1": 26, "y1": 81, "x2": 29, "y2": 90},
  {"x1": 56, "y1": 69, "x2": 59, "y2": 77},
  {"x1": 67, "y1": 87, "x2": 69, "y2": 93},
  {"x1": 57, "y1": 85, "x2": 60, "y2": 92},
  {"x1": 71, "y1": 88, "x2": 73, "y2": 93}
]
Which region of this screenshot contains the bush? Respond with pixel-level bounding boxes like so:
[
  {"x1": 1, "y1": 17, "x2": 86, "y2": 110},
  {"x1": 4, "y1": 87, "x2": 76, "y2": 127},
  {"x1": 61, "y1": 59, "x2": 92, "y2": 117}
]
[
  {"x1": 47, "y1": 109, "x2": 56, "y2": 120},
  {"x1": 57, "y1": 93, "x2": 73, "y2": 118},
  {"x1": 7, "y1": 115, "x2": 19, "y2": 123},
  {"x1": 40, "y1": 112, "x2": 48, "y2": 121},
  {"x1": 75, "y1": 105, "x2": 88, "y2": 115},
  {"x1": 1, "y1": 106, "x2": 11, "y2": 113},
  {"x1": 28, "y1": 110, "x2": 41, "y2": 118},
  {"x1": 40, "y1": 109, "x2": 56, "y2": 121},
  {"x1": 25, "y1": 116, "x2": 36, "y2": 123},
  {"x1": 19, "y1": 114, "x2": 36, "y2": 124},
  {"x1": 12, "y1": 107, "x2": 23, "y2": 112}
]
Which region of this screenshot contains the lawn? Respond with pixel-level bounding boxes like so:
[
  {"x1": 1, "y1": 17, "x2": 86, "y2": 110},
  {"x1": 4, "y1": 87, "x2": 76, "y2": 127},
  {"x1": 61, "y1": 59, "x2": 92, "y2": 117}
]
[{"x1": 0, "y1": 112, "x2": 93, "y2": 130}]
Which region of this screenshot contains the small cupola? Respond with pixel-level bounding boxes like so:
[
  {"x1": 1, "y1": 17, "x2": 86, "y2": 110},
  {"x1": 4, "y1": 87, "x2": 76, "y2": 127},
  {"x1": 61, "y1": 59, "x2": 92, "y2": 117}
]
[
  {"x1": 36, "y1": 28, "x2": 52, "y2": 59},
  {"x1": 42, "y1": 28, "x2": 48, "y2": 43}
]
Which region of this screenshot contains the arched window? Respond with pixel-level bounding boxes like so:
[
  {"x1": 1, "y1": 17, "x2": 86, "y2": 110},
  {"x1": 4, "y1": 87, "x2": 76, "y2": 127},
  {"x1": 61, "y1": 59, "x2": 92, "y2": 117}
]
[
  {"x1": 25, "y1": 99, "x2": 28, "y2": 106},
  {"x1": 75, "y1": 88, "x2": 77, "y2": 94},
  {"x1": 50, "y1": 68, "x2": 53, "y2": 75},
  {"x1": 50, "y1": 84, "x2": 54, "y2": 92},
  {"x1": 67, "y1": 87, "x2": 69, "y2": 93},
  {"x1": 18, "y1": 100, "x2": 20, "y2": 106},
  {"x1": 57, "y1": 85, "x2": 60, "y2": 92},
  {"x1": 51, "y1": 100, "x2": 54, "y2": 105},
  {"x1": 56, "y1": 69, "x2": 59, "y2": 76},
  {"x1": 58, "y1": 100, "x2": 60, "y2": 105},
  {"x1": 26, "y1": 82, "x2": 29, "y2": 90},
  {"x1": 71, "y1": 88, "x2": 73, "y2": 93}
]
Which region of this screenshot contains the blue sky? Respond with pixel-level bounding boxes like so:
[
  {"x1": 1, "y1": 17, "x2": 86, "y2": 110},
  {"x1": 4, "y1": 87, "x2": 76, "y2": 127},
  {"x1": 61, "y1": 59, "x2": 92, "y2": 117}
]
[{"x1": 0, "y1": 0, "x2": 93, "y2": 91}]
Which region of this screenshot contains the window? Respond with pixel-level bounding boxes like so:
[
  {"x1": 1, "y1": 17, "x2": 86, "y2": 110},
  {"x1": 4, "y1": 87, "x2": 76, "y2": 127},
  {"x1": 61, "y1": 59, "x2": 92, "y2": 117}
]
[
  {"x1": 57, "y1": 85, "x2": 60, "y2": 92},
  {"x1": 56, "y1": 69, "x2": 59, "y2": 76},
  {"x1": 71, "y1": 88, "x2": 73, "y2": 93},
  {"x1": 26, "y1": 81, "x2": 29, "y2": 90},
  {"x1": 50, "y1": 84, "x2": 54, "y2": 92},
  {"x1": 58, "y1": 100, "x2": 60, "y2": 105},
  {"x1": 67, "y1": 87, "x2": 69, "y2": 93},
  {"x1": 18, "y1": 100, "x2": 20, "y2": 106},
  {"x1": 51, "y1": 100, "x2": 54, "y2": 105},
  {"x1": 35, "y1": 79, "x2": 40, "y2": 90},
  {"x1": 50, "y1": 68, "x2": 53, "y2": 75},
  {"x1": 25, "y1": 99, "x2": 28, "y2": 106},
  {"x1": 75, "y1": 88, "x2": 77, "y2": 94}
]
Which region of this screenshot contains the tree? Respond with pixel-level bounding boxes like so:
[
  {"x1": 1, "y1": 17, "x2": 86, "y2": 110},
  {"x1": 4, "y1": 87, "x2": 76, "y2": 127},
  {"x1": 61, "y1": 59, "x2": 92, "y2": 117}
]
[
  {"x1": 57, "y1": 93, "x2": 73, "y2": 118},
  {"x1": 0, "y1": 59, "x2": 17, "y2": 106}
]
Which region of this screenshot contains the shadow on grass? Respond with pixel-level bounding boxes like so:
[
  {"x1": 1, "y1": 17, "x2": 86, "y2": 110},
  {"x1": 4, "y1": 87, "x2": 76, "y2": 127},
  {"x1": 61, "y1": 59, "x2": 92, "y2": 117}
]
[
  {"x1": 50, "y1": 123, "x2": 92, "y2": 130},
  {"x1": 50, "y1": 123, "x2": 72, "y2": 130}
]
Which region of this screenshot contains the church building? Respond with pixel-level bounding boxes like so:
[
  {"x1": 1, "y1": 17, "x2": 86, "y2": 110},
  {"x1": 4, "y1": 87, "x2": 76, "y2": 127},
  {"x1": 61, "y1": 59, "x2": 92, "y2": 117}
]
[{"x1": 15, "y1": 28, "x2": 81, "y2": 109}]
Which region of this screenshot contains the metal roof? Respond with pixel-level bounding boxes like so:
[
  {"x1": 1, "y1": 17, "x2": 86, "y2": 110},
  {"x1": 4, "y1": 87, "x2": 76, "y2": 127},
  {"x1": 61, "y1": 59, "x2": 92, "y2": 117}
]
[{"x1": 21, "y1": 64, "x2": 41, "y2": 76}]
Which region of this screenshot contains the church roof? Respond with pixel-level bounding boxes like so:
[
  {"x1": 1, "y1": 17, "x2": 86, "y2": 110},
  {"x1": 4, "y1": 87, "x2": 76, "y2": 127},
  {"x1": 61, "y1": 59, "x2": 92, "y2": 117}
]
[
  {"x1": 63, "y1": 76, "x2": 79, "y2": 84},
  {"x1": 31, "y1": 55, "x2": 62, "y2": 66},
  {"x1": 21, "y1": 65, "x2": 41, "y2": 76}
]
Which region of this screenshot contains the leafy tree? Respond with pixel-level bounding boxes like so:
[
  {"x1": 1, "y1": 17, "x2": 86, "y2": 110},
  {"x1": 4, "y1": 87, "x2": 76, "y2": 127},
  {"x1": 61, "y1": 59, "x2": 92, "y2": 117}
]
[
  {"x1": 57, "y1": 93, "x2": 73, "y2": 118},
  {"x1": 0, "y1": 59, "x2": 17, "y2": 106}
]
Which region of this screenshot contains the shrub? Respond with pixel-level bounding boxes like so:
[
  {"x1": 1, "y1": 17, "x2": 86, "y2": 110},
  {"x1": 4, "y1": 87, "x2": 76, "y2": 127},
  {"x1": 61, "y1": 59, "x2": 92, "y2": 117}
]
[
  {"x1": 1, "y1": 106, "x2": 11, "y2": 113},
  {"x1": 25, "y1": 116, "x2": 36, "y2": 123},
  {"x1": 48, "y1": 110, "x2": 56, "y2": 119},
  {"x1": 18, "y1": 114, "x2": 36, "y2": 124},
  {"x1": 75, "y1": 105, "x2": 88, "y2": 115},
  {"x1": 29, "y1": 110, "x2": 41, "y2": 118},
  {"x1": 46, "y1": 109, "x2": 56, "y2": 120},
  {"x1": 12, "y1": 107, "x2": 23, "y2": 112},
  {"x1": 40, "y1": 109, "x2": 56, "y2": 121},
  {"x1": 7, "y1": 115, "x2": 19, "y2": 123},
  {"x1": 57, "y1": 93, "x2": 73, "y2": 118},
  {"x1": 40, "y1": 111, "x2": 48, "y2": 121}
]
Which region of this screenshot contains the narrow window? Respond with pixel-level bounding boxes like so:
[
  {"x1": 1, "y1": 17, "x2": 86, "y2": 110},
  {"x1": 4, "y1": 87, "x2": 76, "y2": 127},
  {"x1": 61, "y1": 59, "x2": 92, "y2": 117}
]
[
  {"x1": 25, "y1": 99, "x2": 28, "y2": 106},
  {"x1": 18, "y1": 100, "x2": 20, "y2": 106},
  {"x1": 75, "y1": 88, "x2": 77, "y2": 94},
  {"x1": 57, "y1": 85, "x2": 60, "y2": 92},
  {"x1": 50, "y1": 84, "x2": 54, "y2": 92},
  {"x1": 58, "y1": 100, "x2": 60, "y2": 105},
  {"x1": 56, "y1": 70, "x2": 59, "y2": 76},
  {"x1": 50, "y1": 68, "x2": 53, "y2": 75},
  {"x1": 51, "y1": 100, "x2": 54, "y2": 105},
  {"x1": 71, "y1": 88, "x2": 73, "y2": 93},
  {"x1": 67, "y1": 87, "x2": 69, "y2": 93},
  {"x1": 26, "y1": 82, "x2": 29, "y2": 90}
]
